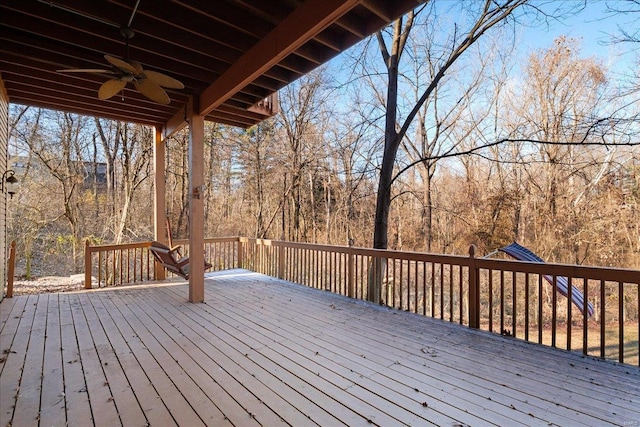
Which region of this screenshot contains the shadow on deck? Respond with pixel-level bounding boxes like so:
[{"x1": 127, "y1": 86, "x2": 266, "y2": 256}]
[{"x1": 1, "y1": 269, "x2": 639, "y2": 426}]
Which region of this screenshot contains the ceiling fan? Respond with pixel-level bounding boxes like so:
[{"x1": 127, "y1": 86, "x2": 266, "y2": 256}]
[{"x1": 57, "y1": 1, "x2": 184, "y2": 105}]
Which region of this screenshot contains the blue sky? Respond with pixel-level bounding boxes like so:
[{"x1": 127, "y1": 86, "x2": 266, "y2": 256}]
[{"x1": 518, "y1": 1, "x2": 637, "y2": 74}]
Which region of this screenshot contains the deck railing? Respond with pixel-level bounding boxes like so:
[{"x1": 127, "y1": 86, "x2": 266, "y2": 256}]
[
  {"x1": 5, "y1": 240, "x2": 16, "y2": 298},
  {"x1": 83, "y1": 237, "x2": 639, "y2": 366},
  {"x1": 84, "y1": 238, "x2": 241, "y2": 288},
  {"x1": 84, "y1": 241, "x2": 158, "y2": 287},
  {"x1": 172, "y1": 237, "x2": 240, "y2": 271},
  {"x1": 239, "y1": 238, "x2": 639, "y2": 366}
]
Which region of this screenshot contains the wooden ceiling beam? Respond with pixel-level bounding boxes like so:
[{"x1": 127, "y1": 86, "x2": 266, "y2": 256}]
[
  {"x1": 8, "y1": 91, "x2": 163, "y2": 126},
  {"x1": 198, "y1": 0, "x2": 362, "y2": 117},
  {"x1": 1, "y1": 66, "x2": 181, "y2": 114},
  {"x1": 162, "y1": 105, "x2": 188, "y2": 140},
  {"x1": 24, "y1": 0, "x2": 321, "y2": 88},
  {"x1": 2, "y1": 0, "x2": 419, "y2": 129}
]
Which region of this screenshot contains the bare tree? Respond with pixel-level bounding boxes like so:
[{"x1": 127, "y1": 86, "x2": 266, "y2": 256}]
[
  {"x1": 17, "y1": 110, "x2": 91, "y2": 270},
  {"x1": 372, "y1": 1, "x2": 530, "y2": 253},
  {"x1": 234, "y1": 121, "x2": 278, "y2": 238},
  {"x1": 277, "y1": 69, "x2": 331, "y2": 241}
]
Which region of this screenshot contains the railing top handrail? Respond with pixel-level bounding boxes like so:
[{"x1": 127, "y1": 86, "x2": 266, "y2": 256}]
[
  {"x1": 86, "y1": 237, "x2": 242, "y2": 252},
  {"x1": 173, "y1": 237, "x2": 242, "y2": 245},
  {"x1": 86, "y1": 241, "x2": 153, "y2": 252},
  {"x1": 243, "y1": 238, "x2": 640, "y2": 283},
  {"x1": 245, "y1": 237, "x2": 470, "y2": 259},
  {"x1": 474, "y1": 257, "x2": 640, "y2": 283},
  {"x1": 84, "y1": 236, "x2": 640, "y2": 283}
]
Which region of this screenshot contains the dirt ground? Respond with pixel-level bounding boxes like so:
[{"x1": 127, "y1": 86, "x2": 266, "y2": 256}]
[{"x1": 8, "y1": 275, "x2": 87, "y2": 295}]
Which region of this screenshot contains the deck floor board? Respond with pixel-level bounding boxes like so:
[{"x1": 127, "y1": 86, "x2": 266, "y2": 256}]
[
  {"x1": 90, "y1": 291, "x2": 176, "y2": 426},
  {"x1": 59, "y1": 293, "x2": 93, "y2": 427},
  {"x1": 1, "y1": 269, "x2": 639, "y2": 426},
  {"x1": 102, "y1": 290, "x2": 231, "y2": 427},
  {"x1": 210, "y1": 274, "x2": 606, "y2": 426},
  {"x1": 0, "y1": 294, "x2": 38, "y2": 426},
  {"x1": 210, "y1": 274, "x2": 627, "y2": 425},
  {"x1": 10, "y1": 294, "x2": 49, "y2": 427},
  {"x1": 39, "y1": 294, "x2": 66, "y2": 427},
  {"x1": 69, "y1": 293, "x2": 121, "y2": 427},
  {"x1": 98, "y1": 291, "x2": 205, "y2": 427}
]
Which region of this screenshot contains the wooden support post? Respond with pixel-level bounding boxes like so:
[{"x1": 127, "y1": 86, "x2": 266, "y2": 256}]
[
  {"x1": 153, "y1": 126, "x2": 167, "y2": 280},
  {"x1": 468, "y1": 244, "x2": 480, "y2": 329},
  {"x1": 367, "y1": 257, "x2": 383, "y2": 304},
  {"x1": 84, "y1": 240, "x2": 92, "y2": 289},
  {"x1": 278, "y1": 243, "x2": 285, "y2": 280},
  {"x1": 6, "y1": 240, "x2": 15, "y2": 297},
  {"x1": 347, "y1": 250, "x2": 355, "y2": 298},
  {"x1": 188, "y1": 99, "x2": 205, "y2": 303},
  {"x1": 237, "y1": 237, "x2": 245, "y2": 269}
]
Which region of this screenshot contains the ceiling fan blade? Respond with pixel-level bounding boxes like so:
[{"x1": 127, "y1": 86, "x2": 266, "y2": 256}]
[
  {"x1": 104, "y1": 55, "x2": 137, "y2": 73},
  {"x1": 98, "y1": 79, "x2": 127, "y2": 100},
  {"x1": 144, "y1": 70, "x2": 185, "y2": 89},
  {"x1": 134, "y1": 79, "x2": 170, "y2": 104},
  {"x1": 129, "y1": 60, "x2": 144, "y2": 75},
  {"x1": 57, "y1": 68, "x2": 112, "y2": 73}
]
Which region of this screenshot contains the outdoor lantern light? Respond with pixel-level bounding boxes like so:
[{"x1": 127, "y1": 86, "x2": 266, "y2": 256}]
[{"x1": 1, "y1": 170, "x2": 19, "y2": 199}]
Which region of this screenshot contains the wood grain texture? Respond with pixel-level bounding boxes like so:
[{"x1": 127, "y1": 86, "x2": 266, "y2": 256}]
[{"x1": 1, "y1": 269, "x2": 638, "y2": 426}]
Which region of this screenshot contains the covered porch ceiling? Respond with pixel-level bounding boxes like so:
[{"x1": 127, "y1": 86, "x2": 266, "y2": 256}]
[{"x1": 1, "y1": 0, "x2": 421, "y2": 130}]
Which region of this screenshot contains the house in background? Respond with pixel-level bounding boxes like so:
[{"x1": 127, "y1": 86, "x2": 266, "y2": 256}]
[{"x1": 9, "y1": 156, "x2": 108, "y2": 188}]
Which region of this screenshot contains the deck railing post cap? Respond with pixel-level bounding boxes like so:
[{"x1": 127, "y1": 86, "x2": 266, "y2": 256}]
[{"x1": 469, "y1": 244, "x2": 476, "y2": 258}]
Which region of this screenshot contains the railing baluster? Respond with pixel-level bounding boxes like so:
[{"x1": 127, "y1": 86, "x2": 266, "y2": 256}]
[
  {"x1": 567, "y1": 277, "x2": 572, "y2": 351},
  {"x1": 355, "y1": 255, "x2": 360, "y2": 299},
  {"x1": 337, "y1": 251, "x2": 341, "y2": 294},
  {"x1": 398, "y1": 257, "x2": 403, "y2": 310},
  {"x1": 488, "y1": 269, "x2": 493, "y2": 332},
  {"x1": 339, "y1": 251, "x2": 342, "y2": 294},
  {"x1": 583, "y1": 278, "x2": 588, "y2": 356},
  {"x1": 538, "y1": 274, "x2": 543, "y2": 344},
  {"x1": 512, "y1": 271, "x2": 516, "y2": 338},
  {"x1": 500, "y1": 270, "x2": 505, "y2": 335},
  {"x1": 293, "y1": 247, "x2": 298, "y2": 283},
  {"x1": 134, "y1": 247, "x2": 139, "y2": 282},
  {"x1": 416, "y1": 261, "x2": 427, "y2": 316},
  {"x1": 459, "y1": 265, "x2": 463, "y2": 325},
  {"x1": 439, "y1": 263, "x2": 444, "y2": 320},
  {"x1": 307, "y1": 248, "x2": 312, "y2": 287},
  {"x1": 84, "y1": 240, "x2": 92, "y2": 290},
  {"x1": 313, "y1": 249, "x2": 317, "y2": 289},
  {"x1": 525, "y1": 272, "x2": 530, "y2": 342},
  {"x1": 112, "y1": 249, "x2": 116, "y2": 286},
  {"x1": 414, "y1": 260, "x2": 419, "y2": 314},
  {"x1": 449, "y1": 264, "x2": 453, "y2": 322},
  {"x1": 552, "y1": 276, "x2": 558, "y2": 348},
  {"x1": 327, "y1": 250, "x2": 331, "y2": 291},
  {"x1": 619, "y1": 281, "x2": 624, "y2": 364},
  {"x1": 301, "y1": 248, "x2": 306, "y2": 286},
  {"x1": 385, "y1": 256, "x2": 390, "y2": 306},
  {"x1": 97, "y1": 251, "x2": 102, "y2": 286}
]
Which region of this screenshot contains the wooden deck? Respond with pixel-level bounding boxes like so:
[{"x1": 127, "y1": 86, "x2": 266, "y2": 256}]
[{"x1": 1, "y1": 270, "x2": 639, "y2": 426}]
